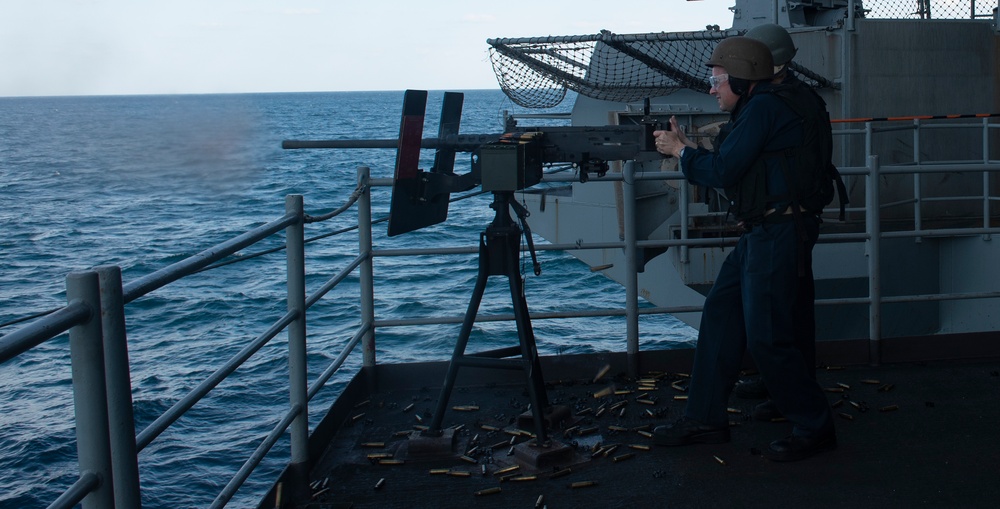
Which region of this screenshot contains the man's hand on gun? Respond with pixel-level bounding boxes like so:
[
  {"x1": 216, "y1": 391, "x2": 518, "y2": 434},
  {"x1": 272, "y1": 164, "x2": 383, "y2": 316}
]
[{"x1": 653, "y1": 116, "x2": 697, "y2": 159}]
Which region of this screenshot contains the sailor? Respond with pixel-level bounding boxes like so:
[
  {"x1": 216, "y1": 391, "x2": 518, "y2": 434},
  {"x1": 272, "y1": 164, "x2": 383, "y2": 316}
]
[
  {"x1": 733, "y1": 23, "x2": 820, "y2": 423},
  {"x1": 651, "y1": 36, "x2": 836, "y2": 461}
]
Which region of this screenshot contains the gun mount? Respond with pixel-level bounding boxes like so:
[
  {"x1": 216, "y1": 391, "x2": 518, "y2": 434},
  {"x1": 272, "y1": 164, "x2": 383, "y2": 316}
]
[{"x1": 282, "y1": 90, "x2": 665, "y2": 236}]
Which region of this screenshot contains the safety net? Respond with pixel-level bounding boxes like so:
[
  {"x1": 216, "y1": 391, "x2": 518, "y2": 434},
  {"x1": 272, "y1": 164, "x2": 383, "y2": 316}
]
[{"x1": 488, "y1": 0, "x2": 998, "y2": 108}]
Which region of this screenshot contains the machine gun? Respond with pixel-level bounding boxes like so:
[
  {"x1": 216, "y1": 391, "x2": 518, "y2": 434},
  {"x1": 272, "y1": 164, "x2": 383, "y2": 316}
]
[
  {"x1": 282, "y1": 90, "x2": 665, "y2": 448},
  {"x1": 282, "y1": 89, "x2": 666, "y2": 236}
]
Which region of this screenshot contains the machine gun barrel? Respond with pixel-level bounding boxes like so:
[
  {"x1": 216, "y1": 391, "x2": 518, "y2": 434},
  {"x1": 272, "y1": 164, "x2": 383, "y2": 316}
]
[
  {"x1": 283, "y1": 125, "x2": 658, "y2": 164},
  {"x1": 281, "y1": 134, "x2": 502, "y2": 151}
]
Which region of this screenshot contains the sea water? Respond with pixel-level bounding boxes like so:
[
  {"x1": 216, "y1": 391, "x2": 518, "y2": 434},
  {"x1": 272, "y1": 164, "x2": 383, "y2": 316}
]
[{"x1": 0, "y1": 90, "x2": 695, "y2": 507}]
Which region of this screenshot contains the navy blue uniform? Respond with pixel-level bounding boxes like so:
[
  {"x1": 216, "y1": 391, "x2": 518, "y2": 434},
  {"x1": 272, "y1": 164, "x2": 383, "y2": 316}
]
[{"x1": 678, "y1": 82, "x2": 834, "y2": 438}]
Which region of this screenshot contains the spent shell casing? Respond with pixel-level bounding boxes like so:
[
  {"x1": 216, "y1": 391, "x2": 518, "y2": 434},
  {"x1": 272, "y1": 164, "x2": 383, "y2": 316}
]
[
  {"x1": 481, "y1": 425, "x2": 500, "y2": 431},
  {"x1": 673, "y1": 395, "x2": 688, "y2": 401},
  {"x1": 311, "y1": 487, "x2": 329, "y2": 499},
  {"x1": 412, "y1": 424, "x2": 429, "y2": 431},
  {"x1": 361, "y1": 442, "x2": 385, "y2": 448},
  {"x1": 453, "y1": 405, "x2": 479, "y2": 412},
  {"x1": 402, "y1": 403, "x2": 415, "y2": 412},
  {"x1": 466, "y1": 446, "x2": 479, "y2": 456},
  {"x1": 837, "y1": 382, "x2": 851, "y2": 390},
  {"x1": 878, "y1": 383, "x2": 895, "y2": 392},
  {"x1": 824, "y1": 387, "x2": 845, "y2": 393},
  {"x1": 366, "y1": 453, "x2": 392, "y2": 460},
  {"x1": 628, "y1": 444, "x2": 651, "y2": 451},
  {"x1": 374, "y1": 478, "x2": 385, "y2": 490},
  {"x1": 355, "y1": 399, "x2": 370, "y2": 408},
  {"x1": 609, "y1": 400, "x2": 628, "y2": 411},
  {"x1": 602, "y1": 444, "x2": 620, "y2": 457},
  {"x1": 510, "y1": 475, "x2": 537, "y2": 482},
  {"x1": 474, "y1": 487, "x2": 502, "y2": 496},
  {"x1": 490, "y1": 440, "x2": 508, "y2": 450},
  {"x1": 551, "y1": 468, "x2": 573, "y2": 479},
  {"x1": 594, "y1": 364, "x2": 611, "y2": 382},
  {"x1": 379, "y1": 459, "x2": 404, "y2": 465},
  {"x1": 570, "y1": 481, "x2": 597, "y2": 489},
  {"x1": 637, "y1": 398, "x2": 656, "y2": 405},
  {"x1": 637, "y1": 430, "x2": 653, "y2": 438},
  {"x1": 448, "y1": 470, "x2": 471, "y2": 477},
  {"x1": 726, "y1": 407, "x2": 743, "y2": 414},
  {"x1": 838, "y1": 412, "x2": 854, "y2": 421},
  {"x1": 714, "y1": 455, "x2": 726, "y2": 466},
  {"x1": 481, "y1": 464, "x2": 487, "y2": 476},
  {"x1": 459, "y1": 455, "x2": 477, "y2": 464},
  {"x1": 414, "y1": 414, "x2": 423, "y2": 423},
  {"x1": 429, "y1": 469, "x2": 449, "y2": 475},
  {"x1": 612, "y1": 452, "x2": 635, "y2": 463},
  {"x1": 351, "y1": 413, "x2": 365, "y2": 422},
  {"x1": 879, "y1": 404, "x2": 899, "y2": 412},
  {"x1": 861, "y1": 379, "x2": 881, "y2": 385},
  {"x1": 536, "y1": 494, "x2": 545, "y2": 508},
  {"x1": 831, "y1": 399, "x2": 844, "y2": 408},
  {"x1": 495, "y1": 465, "x2": 520, "y2": 475},
  {"x1": 594, "y1": 387, "x2": 614, "y2": 399},
  {"x1": 614, "y1": 390, "x2": 633, "y2": 395}
]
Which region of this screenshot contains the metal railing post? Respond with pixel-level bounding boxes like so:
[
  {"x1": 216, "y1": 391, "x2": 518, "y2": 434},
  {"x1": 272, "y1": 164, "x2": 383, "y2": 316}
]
[
  {"x1": 622, "y1": 161, "x2": 640, "y2": 377},
  {"x1": 358, "y1": 167, "x2": 376, "y2": 369},
  {"x1": 95, "y1": 265, "x2": 141, "y2": 509},
  {"x1": 284, "y1": 195, "x2": 310, "y2": 503},
  {"x1": 66, "y1": 270, "x2": 115, "y2": 508},
  {"x1": 866, "y1": 155, "x2": 882, "y2": 366},
  {"x1": 983, "y1": 117, "x2": 992, "y2": 240},
  {"x1": 913, "y1": 119, "x2": 923, "y2": 242}
]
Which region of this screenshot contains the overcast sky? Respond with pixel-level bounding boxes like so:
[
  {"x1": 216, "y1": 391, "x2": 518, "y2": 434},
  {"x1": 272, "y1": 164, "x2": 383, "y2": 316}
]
[{"x1": 0, "y1": 0, "x2": 736, "y2": 97}]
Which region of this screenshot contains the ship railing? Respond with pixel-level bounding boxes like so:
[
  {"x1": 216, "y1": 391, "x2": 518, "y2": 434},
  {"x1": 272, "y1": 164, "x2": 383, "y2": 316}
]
[
  {"x1": 1, "y1": 118, "x2": 999, "y2": 507},
  {"x1": 0, "y1": 191, "x2": 369, "y2": 507}
]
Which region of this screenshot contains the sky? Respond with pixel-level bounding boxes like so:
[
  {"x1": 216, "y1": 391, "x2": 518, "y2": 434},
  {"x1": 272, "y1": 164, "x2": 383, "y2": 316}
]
[{"x1": 0, "y1": 0, "x2": 736, "y2": 97}]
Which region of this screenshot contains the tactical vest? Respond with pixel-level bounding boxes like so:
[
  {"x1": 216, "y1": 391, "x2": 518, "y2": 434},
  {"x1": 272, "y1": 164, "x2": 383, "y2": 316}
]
[{"x1": 721, "y1": 82, "x2": 846, "y2": 224}]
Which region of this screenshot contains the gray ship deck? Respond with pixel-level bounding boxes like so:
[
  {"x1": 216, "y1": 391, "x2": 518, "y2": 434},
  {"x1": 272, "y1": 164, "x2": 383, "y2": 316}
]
[{"x1": 270, "y1": 337, "x2": 1000, "y2": 509}]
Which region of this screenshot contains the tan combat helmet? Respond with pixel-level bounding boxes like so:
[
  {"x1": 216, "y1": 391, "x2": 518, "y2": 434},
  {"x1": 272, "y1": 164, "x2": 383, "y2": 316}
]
[
  {"x1": 745, "y1": 23, "x2": 797, "y2": 75},
  {"x1": 705, "y1": 36, "x2": 775, "y2": 81}
]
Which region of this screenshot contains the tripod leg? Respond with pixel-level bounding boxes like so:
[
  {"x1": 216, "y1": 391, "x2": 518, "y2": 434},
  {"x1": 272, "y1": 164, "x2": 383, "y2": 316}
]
[
  {"x1": 508, "y1": 260, "x2": 550, "y2": 444},
  {"x1": 427, "y1": 234, "x2": 490, "y2": 434}
]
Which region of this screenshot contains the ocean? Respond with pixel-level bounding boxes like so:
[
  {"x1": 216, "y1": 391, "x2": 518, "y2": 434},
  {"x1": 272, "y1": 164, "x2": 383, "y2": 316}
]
[{"x1": 0, "y1": 90, "x2": 695, "y2": 508}]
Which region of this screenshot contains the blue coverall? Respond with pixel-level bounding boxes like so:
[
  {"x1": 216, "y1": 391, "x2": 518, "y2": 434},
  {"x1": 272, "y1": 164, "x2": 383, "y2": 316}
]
[{"x1": 678, "y1": 81, "x2": 835, "y2": 438}]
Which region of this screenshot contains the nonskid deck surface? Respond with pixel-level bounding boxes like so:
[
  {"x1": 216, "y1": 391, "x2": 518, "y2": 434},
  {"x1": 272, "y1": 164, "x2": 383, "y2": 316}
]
[{"x1": 297, "y1": 359, "x2": 1000, "y2": 509}]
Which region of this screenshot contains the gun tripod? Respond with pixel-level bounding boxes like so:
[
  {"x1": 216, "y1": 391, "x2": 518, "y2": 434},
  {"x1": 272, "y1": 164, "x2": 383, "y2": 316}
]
[{"x1": 426, "y1": 190, "x2": 555, "y2": 444}]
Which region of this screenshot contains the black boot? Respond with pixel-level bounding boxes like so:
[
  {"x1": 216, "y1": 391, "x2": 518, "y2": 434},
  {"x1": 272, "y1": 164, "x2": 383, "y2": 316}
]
[{"x1": 653, "y1": 417, "x2": 730, "y2": 446}]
